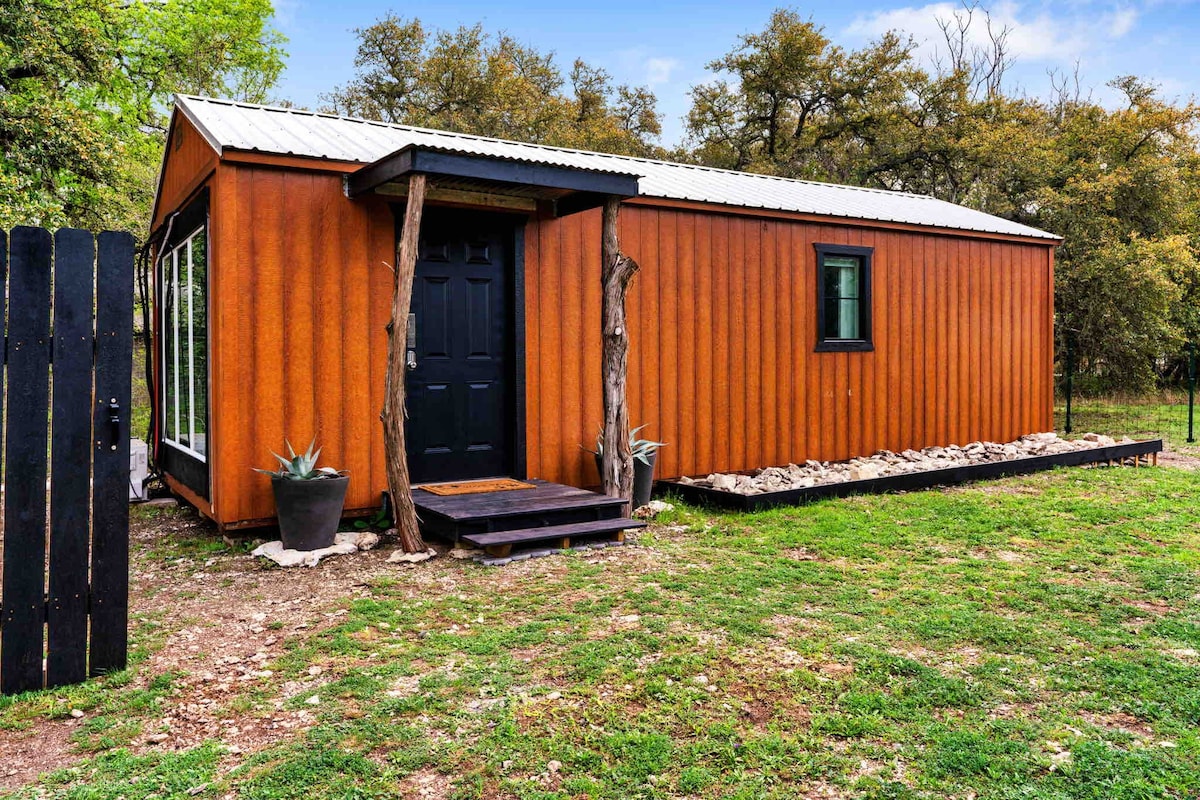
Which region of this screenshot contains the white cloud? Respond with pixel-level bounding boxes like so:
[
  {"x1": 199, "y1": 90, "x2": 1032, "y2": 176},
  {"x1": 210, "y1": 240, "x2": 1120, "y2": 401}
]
[
  {"x1": 1105, "y1": 7, "x2": 1139, "y2": 37},
  {"x1": 844, "y1": 1, "x2": 1139, "y2": 67},
  {"x1": 613, "y1": 47, "x2": 682, "y2": 89},
  {"x1": 644, "y1": 57, "x2": 681, "y2": 87},
  {"x1": 271, "y1": 0, "x2": 302, "y2": 32}
]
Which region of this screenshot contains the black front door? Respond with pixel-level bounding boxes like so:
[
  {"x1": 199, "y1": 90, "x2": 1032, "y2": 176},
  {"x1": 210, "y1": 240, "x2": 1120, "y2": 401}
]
[{"x1": 405, "y1": 210, "x2": 515, "y2": 483}]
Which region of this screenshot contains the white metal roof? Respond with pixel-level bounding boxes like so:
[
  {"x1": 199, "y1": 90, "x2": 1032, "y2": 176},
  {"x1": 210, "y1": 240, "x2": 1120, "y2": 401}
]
[{"x1": 175, "y1": 94, "x2": 1059, "y2": 241}]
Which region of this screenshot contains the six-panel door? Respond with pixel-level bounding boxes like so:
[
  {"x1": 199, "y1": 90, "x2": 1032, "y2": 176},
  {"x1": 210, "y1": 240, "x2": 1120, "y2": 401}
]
[{"x1": 405, "y1": 210, "x2": 514, "y2": 483}]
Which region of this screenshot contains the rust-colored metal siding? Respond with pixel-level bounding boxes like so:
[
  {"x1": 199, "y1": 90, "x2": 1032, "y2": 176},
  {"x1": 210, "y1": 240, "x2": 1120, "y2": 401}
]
[
  {"x1": 526, "y1": 205, "x2": 1055, "y2": 487},
  {"x1": 152, "y1": 116, "x2": 218, "y2": 231},
  {"x1": 209, "y1": 163, "x2": 396, "y2": 525},
  {"x1": 187, "y1": 156, "x2": 1052, "y2": 527}
]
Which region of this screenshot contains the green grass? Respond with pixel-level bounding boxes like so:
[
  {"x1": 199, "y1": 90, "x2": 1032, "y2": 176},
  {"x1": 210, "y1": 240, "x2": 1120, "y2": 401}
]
[
  {"x1": 131, "y1": 338, "x2": 151, "y2": 444},
  {"x1": 1054, "y1": 393, "x2": 1198, "y2": 451},
  {"x1": 8, "y1": 466, "x2": 1200, "y2": 798}
]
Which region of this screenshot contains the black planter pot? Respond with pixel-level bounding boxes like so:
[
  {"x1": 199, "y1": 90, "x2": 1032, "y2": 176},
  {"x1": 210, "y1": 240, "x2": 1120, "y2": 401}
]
[
  {"x1": 271, "y1": 475, "x2": 349, "y2": 551},
  {"x1": 593, "y1": 451, "x2": 658, "y2": 510},
  {"x1": 632, "y1": 452, "x2": 657, "y2": 509}
]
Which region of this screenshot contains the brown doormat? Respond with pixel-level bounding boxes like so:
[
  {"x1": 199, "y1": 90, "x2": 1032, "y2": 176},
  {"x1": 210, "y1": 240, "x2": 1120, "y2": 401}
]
[{"x1": 418, "y1": 478, "x2": 537, "y2": 496}]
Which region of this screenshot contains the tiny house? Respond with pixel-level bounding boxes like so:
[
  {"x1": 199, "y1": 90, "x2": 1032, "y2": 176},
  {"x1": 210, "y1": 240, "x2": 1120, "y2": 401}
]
[{"x1": 151, "y1": 95, "x2": 1060, "y2": 530}]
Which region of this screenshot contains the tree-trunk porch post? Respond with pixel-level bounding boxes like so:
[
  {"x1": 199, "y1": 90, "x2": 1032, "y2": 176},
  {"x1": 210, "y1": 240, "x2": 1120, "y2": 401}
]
[
  {"x1": 382, "y1": 173, "x2": 429, "y2": 553},
  {"x1": 600, "y1": 195, "x2": 640, "y2": 502}
]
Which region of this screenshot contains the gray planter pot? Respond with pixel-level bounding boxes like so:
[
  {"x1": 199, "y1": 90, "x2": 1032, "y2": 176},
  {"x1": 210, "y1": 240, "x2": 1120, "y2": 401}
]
[{"x1": 271, "y1": 474, "x2": 349, "y2": 551}]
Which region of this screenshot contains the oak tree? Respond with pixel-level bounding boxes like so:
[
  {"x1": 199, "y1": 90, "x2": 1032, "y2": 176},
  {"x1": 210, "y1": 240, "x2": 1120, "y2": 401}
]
[
  {"x1": 323, "y1": 16, "x2": 662, "y2": 157},
  {"x1": 0, "y1": 0, "x2": 286, "y2": 231}
]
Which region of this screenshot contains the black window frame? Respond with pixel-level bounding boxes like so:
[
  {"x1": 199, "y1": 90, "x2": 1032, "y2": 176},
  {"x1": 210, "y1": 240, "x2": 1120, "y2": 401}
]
[
  {"x1": 814, "y1": 243, "x2": 874, "y2": 352},
  {"x1": 157, "y1": 189, "x2": 211, "y2": 500}
]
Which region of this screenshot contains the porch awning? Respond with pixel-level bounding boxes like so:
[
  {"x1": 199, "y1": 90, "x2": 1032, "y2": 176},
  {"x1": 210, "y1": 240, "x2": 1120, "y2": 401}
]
[{"x1": 345, "y1": 144, "x2": 642, "y2": 217}]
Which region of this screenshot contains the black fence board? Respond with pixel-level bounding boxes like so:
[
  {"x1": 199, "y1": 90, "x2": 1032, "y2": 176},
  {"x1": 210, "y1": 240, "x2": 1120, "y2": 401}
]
[
  {"x1": 0, "y1": 229, "x2": 7, "y2": 471},
  {"x1": 46, "y1": 229, "x2": 96, "y2": 688},
  {"x1": 1, "y1": 227, "x2": 53, "y2": 694},
  {"x1": 89, "y1": 231, "x2": 134, "y2": 676},
  {"x1": 658, "y1": 439, "x2": 1166, "y2": 512}
]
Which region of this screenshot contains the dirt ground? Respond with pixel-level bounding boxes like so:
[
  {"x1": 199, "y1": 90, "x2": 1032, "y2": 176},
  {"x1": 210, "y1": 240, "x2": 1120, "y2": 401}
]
[
  {"x1": 0, "y1": 502, "x2": 663, "y2": 792},
  {"x1": 0, "y1": 506, "x2": 418, "y2": 790},
  {"x1": 1156, "y1": 446, "x2": 1200, "y2": 469}
]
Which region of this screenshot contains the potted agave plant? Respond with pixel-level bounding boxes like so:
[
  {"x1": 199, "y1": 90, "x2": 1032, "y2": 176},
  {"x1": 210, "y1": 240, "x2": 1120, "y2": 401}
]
[
  {"x1": 255, "y1": 440, "x2": 348, "y2": 551},
  {"x1": 590, "y1": 425, "x2": 666, "y2": 509}
]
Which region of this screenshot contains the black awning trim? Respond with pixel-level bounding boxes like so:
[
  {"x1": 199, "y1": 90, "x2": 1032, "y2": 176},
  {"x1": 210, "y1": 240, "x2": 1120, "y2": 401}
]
[{"x1": 346, "y1": 146, "x2": 640, "y2": 203}]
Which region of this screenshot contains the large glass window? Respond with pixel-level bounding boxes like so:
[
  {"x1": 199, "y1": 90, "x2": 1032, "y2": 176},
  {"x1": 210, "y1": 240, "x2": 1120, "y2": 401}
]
[
  {"x1": 815, "y1": 244, "x2": 873, "y2": 352},
  {"x1": 161, "y1": 225, "x2": 208, "y2": 459}
]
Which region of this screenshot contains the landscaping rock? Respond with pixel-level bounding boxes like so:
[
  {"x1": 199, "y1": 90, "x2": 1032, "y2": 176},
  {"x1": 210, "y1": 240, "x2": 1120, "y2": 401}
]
[
  {"x1": 1082, "y1": 431, "x2": 1117, "y2": 446},
  {"x1": 633, "y1": 499, "x2": 675, "y2": 519},
  {"x1": 710, "y1": 473, "x2": 737, "y2": 491},
  {"x1": 691, "y1": 432, "x2": 1136, "y2": 495},
  {"x1": 251, "y1": 535, "x2": 360, "y2": 568},
  {"x1": 386, "y1": 547, "x2": 438, "y2": 565}
]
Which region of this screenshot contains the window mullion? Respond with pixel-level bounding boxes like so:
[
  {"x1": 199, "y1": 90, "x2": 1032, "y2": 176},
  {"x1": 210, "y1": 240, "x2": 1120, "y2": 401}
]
[
  {"x1": 187, "y1": 236, "x2": 196, "y2": 449},
  {"x1": 162, "y1": 252, "x2": 169, "y2": 442},
  {"x1": 173, "y1": 247, "x2": 182, "y2": 444}
]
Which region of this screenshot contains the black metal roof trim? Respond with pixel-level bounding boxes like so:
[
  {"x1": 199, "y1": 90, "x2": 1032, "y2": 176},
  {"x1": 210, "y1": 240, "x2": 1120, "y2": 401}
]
[{"x1": 346, "y1": 144, "x2": 641, "y2": 200}]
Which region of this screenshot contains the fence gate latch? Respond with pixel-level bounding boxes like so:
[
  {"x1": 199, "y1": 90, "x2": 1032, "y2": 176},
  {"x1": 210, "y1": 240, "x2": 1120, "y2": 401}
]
[{"x1": 107, "y1": 398, "x2": 121, "y2": 450}]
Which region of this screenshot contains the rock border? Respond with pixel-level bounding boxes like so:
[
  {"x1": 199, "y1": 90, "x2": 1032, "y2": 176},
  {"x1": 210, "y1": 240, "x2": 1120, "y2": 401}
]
[
  {"x1": 660, "y1": 436, "x2": 1163, "y2": 512},
  {"x1": 679, "y1": 433, "x2": 1128, "y2": 496}
]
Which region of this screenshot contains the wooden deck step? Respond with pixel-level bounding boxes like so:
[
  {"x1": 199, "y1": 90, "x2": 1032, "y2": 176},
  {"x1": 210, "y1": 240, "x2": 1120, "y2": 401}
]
[
  {"x1": 461, "y1": 517, "x2": 647, "y2": 557},
  {"x1": 412, "y1": 479, "x2": 629, "y2": 539}
]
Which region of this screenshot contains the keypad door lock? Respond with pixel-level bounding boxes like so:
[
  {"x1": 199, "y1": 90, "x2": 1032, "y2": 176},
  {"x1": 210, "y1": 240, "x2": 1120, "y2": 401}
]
[{"x1": 406, "y1": 313, "x2": 417, "y2": 370}]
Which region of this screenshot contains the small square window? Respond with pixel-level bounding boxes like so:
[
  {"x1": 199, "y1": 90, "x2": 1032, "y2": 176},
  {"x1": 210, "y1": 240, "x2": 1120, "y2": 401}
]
[{"x1": 815, "y1": 244, "x2": 873, "y2": 352}]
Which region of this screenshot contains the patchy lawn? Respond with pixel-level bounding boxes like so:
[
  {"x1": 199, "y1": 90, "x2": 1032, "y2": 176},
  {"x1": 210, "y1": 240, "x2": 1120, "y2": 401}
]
[{"x1": 3, "y1": 465, "x2": 1200, "y2": 799}]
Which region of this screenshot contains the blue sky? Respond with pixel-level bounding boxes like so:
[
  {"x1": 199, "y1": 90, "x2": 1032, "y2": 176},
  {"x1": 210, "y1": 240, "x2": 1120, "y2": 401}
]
[{"x1": 272, "y1": 0, "x2": 1200, "y2": 145}]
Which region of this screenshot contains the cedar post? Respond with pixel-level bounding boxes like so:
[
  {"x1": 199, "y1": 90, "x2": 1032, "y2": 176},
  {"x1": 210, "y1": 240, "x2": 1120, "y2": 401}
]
[
  {"x1": 382, "y1": 173, "x2": 429, "y2": 552},
  {"x1": 600, "y1": 196, "x2": 639, "y2": 501}
]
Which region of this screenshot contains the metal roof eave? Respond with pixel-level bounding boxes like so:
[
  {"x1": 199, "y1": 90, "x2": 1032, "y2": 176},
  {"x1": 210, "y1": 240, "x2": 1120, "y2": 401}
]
[
  {"x1": 169, "y1": 95, "x2": 1061, "y2": 242},
  {"x1": 345, "y1": 144, "x2": 642, "y2": 213}
]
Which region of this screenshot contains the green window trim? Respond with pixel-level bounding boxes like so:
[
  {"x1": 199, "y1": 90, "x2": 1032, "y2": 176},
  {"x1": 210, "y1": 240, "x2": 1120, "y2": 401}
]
[{"x1": 815, "y1": 243, "x2": 873, "y2": 352}]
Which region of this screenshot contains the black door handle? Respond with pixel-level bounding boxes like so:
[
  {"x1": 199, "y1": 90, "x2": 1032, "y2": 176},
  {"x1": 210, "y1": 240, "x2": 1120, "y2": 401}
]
[{"x1": 107, "y1": 399, "x2": 121, "y2": 450}]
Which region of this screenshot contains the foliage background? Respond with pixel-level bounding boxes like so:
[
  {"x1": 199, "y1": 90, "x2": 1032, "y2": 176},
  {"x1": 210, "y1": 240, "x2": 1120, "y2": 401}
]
[{"x1": 3, "y1": 1, "x2": 1198, "y2": 393}]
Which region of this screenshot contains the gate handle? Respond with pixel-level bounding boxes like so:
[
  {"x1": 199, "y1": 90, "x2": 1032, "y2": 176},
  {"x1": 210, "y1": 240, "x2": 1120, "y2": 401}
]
[{"x1": 107, "y1": 399, "x2": 121, "y2": 450}]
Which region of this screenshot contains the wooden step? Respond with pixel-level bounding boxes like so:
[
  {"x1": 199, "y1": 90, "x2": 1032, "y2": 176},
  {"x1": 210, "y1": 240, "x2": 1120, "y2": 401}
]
[
  {"x1": 413, "y1": 479, "x2": 628, "y2": 539},
  {"x1": 461, "y1": 517, "x2": 647, "y2": 557}
]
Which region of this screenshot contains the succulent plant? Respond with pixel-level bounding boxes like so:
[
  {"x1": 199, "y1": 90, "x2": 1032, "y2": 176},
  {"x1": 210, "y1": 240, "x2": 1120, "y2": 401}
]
[
  {"x1": 588, "y1": 425, "x2": 667, "y2": 465},
  {"x1": 255, "y1": 439, "x2": 345, "y2": 480}
]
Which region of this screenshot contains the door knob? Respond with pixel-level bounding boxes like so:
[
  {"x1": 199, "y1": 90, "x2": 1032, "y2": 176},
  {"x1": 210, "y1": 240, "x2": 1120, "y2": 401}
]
[{"x1": 406, "y1": 349, "x2": 417, "y2": 370}]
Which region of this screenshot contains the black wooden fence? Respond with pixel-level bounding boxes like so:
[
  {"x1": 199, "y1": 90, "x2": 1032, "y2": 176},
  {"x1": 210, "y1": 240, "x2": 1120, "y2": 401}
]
[{"x1": 0, "y1": 227, "x2": 134, "y2": 695}]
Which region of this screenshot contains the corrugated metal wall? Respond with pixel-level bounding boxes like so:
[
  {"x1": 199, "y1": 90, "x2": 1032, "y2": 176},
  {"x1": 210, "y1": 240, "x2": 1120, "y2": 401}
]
[
  {"x1": 204, "y1": 165, "x2": 1053, "y2": 526},
  {"x1": 526, "y1": 205, "x2": 1055, "y2": 487},
  {"x1": 211, "y1": 165, "x2": 396, "y2": 524},
  {"x1": 152, "y1": 119, "x2": 218, "y2": 231}
]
